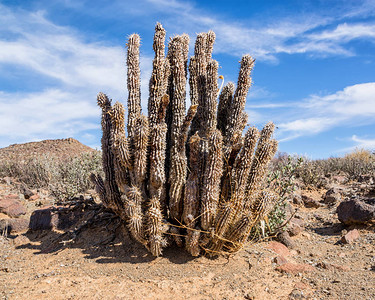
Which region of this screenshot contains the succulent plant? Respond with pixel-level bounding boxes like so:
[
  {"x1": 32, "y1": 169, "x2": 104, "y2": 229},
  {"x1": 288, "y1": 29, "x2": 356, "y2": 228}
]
[{"x1": 91, "y1": 23, "x2": 278, "y2": 257}]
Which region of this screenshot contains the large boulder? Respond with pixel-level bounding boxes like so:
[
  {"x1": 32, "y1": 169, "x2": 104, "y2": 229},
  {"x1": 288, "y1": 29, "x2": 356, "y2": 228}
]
[
  {"x1": 337, "y1": 198, "x2": 375, "y2": 225},
  {"x1": 29, "y1": 206, "x2": 84, "y2": 231}
]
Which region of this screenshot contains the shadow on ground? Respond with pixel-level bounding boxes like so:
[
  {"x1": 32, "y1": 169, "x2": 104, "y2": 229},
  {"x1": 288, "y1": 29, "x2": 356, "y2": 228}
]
[{"x1": 14, "y1": 200, "x2": 196, "y2": 265}]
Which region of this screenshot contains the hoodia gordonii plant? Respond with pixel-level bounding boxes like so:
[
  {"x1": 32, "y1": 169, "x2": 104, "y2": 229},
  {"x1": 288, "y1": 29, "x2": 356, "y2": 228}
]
[{"x1": 91, "y1": 23, "x2": 278, "y2": 257}]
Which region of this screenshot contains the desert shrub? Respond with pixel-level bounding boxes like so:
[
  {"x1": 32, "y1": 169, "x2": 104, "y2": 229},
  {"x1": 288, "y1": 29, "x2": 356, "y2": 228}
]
[
  {"x1": 0, "y1": 152, "x2": 103, "y2": 202},
  {"x1": 49, "y1": 152, "x2": 103, "y2": 202},
  {"x1": 251, "y1": 153, "x2": 302, "y2": 238},
  {"x1": 340, "y1": 149, "x2": 375, "y2": 179},
  {"x1": 313, "y1": 157, "x2": 341, "y2": 176},
  {"x1": 0, "y1": 154, "x2": 57, "y2": 187},
  {"x1": 294, "y1": 157, "x2": 325, "y2": 188}
]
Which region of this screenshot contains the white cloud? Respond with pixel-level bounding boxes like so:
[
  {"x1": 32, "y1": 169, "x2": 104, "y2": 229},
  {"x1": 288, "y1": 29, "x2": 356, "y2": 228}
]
[
  {"x1": 271, "y1": 82, "x2": 375, "y2": 141},
  {"x1": 350, "y1": 135, "x2": 375, "y2": 150},
  {"x1": 279, "y1": 118, "x2": 337, "y2": 135},
  {"x1": 338, "y1": 135, "x2": 375, "y2": 153},
  {"x1": 0, "y1": 4, "x2": 155, "y2": 147},
  {"x1": 309, "y1": 23, "x2": 375, "y2": 42},
  {"x1": 306, "y1": 82, "x2": 375, "y2": 116},
  {"x1": 0, "y1": 6, "x2": 126, "y2": 98},
  {"x1": 143, "y1": 0, "x2": 375, "y2": 61}
]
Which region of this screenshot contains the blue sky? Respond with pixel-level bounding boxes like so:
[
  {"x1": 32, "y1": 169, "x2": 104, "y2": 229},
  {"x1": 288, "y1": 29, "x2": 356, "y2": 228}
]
[{"x1": 0, "y1": 0, "x2": 375, "y2": 158}]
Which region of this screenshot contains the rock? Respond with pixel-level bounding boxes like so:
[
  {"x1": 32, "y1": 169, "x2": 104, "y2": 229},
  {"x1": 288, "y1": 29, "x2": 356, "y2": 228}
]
[
  {"x1": 288, "y1": 218, "x2": 305, "y2": 236},
  {"x1": 21, "y1": 186, "x2": 35, "y2": 199},
  {"x1": 294, "y1": 282, "x2": 310, "y2": 290},
  {"x1": 290, "y1": 249, "x2": 298, "y2": 256},
  {"x1": 288, "y1": 289, "x2": 305, "y2": 299},
  {"x1": 341, "y1": 229, "x2": 360, "y2": 244},
  {"x1": 317, "y1": 262, "x2": 349, "y2": 271},
  {"x1": 267, "y1": 241, "x2": 291, "y2": 257},
  {"x1": 0, "y1": 218, "x2": 29, "y2": 234},
  {"x1": 276, "y1": 263, "x2": 315, "y2": 274},
  {"x1": 29, "y1": 206, "x2": 84, "y2": 231},
  {"x1": 0, "y1": 195, "x2": 26, "y2": 218},
  {"x1": 83, "y1": 194, "x2": 93, "y2": 201},
  {"x1": 292, "y1": 193, "x2": 303, "y2": 206},
  {"x1": 278, "y1": 231, "x2": 296, "y2": 249},
  {"x1": 29, "y1": 207, "x2": 59, "y2": 230},
  {"x1": 1, "y1": 177, "x2": 13, "y2": 185},
  {"x1": 301, "y1": 195, "x2": 321, "y2": 208},
  {"x1": 301, "y1": 232, "x2": 311, "y2": 240},
  {"x1": 273, "y1": 255, "x2": 288, "y2": 265},
  {"x1": 337, "y1": 199, "x2": 375, "y2": 225},
  {"x1": 323, "y1": 188, "x2": 341, "y2": 205},
  {"x1": 285, "y1": 203, "x2": 294, "y2": 218},
  {"x1": 288, "y1": 223, "x2": 302, "y2": 237},
  {"x1": 358, "y1": 175, "x2": 374, "y2": 185}
]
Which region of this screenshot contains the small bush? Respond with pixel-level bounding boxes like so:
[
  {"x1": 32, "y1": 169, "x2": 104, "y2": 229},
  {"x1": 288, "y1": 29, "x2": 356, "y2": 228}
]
[
  {"x1": 49, "y1": 152, "x2": 103, "y2": 202},
  {"x1": 251, "y1": 153, "x2": 302, "y2": 238},
  {"x1": 295, "y1": 158, "x2": 326, "y2": 188},
  {"x1": 341, "y1": 149, "x2": 375, "y2": 179}
]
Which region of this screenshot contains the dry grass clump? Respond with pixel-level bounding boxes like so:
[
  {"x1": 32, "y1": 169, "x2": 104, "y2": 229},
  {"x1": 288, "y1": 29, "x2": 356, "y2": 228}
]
[{"x1": 341, "y1": 148, "x2": 375, "y2": 179}]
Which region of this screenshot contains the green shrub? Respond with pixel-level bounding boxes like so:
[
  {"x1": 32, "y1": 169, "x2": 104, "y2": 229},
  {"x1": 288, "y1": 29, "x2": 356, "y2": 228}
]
[
  {"x1": 49, "y1": 152, "x2": 103, "y2": 202},
  {"x1": 250, "y1": 153, "x2": 302, "y2": 238}
]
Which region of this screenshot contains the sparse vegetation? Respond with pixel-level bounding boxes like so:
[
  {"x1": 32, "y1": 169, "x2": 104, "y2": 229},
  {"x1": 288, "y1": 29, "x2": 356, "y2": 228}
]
[
  {"x1": 293, "y1": 149, "x2": 375, "y2": 188},
  {"x1": 340, "y1": 149, "x2": 375, "y2": 179},
  {"x1": 0, "y1": 151, "x2": 103, "y2": 202}
]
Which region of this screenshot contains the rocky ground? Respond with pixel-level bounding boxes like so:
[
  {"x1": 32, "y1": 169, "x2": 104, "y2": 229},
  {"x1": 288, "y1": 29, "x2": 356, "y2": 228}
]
[
  {"x1": 0, "y1": 140, "x2": 374, "y2": 299},
  {"x1": 0, "y1": 175, "x2": 374, "y2": 300}
]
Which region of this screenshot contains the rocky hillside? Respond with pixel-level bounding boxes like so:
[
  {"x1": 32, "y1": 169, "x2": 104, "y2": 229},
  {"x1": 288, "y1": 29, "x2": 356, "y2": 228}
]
[{"x1": 0, "y1": 138, "x2": 97, "y2": 162}]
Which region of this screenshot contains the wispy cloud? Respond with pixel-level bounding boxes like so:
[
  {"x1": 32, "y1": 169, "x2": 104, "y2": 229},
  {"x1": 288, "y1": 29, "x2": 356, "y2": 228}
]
[
  {"x1": 143, "y1": 0, "x2": 375, "y2": 61},
  {"x1": 309, "y1": 23, "x2": 375, "y2": 42},
  {"x1": 0, "y1": 5, "x2": 125, "y2": 97},
  {"x1": 350, "y1": 135, "x2": 375, "y2": 150},
  {"x1": 271, "y1": 82, "x2": 375, "y2": 140},
  {"x1": 338, "y1": 135, "x2": 375, "y2": 153}
]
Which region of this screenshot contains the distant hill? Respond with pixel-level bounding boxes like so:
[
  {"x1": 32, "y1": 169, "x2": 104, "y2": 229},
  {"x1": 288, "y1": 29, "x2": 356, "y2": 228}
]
[{"x1": 0, "y1": 138, "x2": 97, "y2": 162}]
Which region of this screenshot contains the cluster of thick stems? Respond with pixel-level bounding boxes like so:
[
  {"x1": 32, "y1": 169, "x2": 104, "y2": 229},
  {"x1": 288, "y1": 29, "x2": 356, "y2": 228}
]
[{"x1": 91, "y1": 23, "x2": 278, "y2": 257}]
